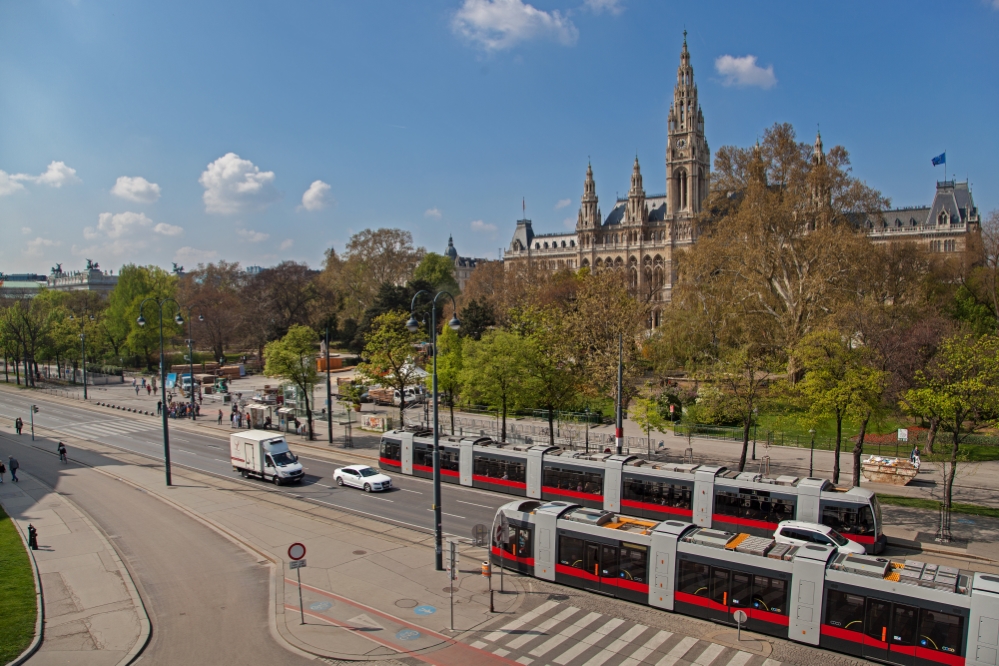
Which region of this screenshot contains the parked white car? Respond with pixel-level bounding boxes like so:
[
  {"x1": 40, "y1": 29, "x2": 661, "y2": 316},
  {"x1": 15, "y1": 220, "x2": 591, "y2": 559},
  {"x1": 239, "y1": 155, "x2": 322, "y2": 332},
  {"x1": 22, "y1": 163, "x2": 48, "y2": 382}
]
[
  {"x1": 774, "y1": 520, "x2": 866, "y2": 555},
  {"x1": 333, "y1": 465, "x2": 392, "y2": 492}
]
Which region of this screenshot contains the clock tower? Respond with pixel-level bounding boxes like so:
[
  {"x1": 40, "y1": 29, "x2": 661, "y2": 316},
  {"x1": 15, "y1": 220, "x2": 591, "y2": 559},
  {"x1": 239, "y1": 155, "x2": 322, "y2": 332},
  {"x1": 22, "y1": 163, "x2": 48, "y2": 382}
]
[{"x1": 666, "y1": 31, "x2": 709, "y2": 222}]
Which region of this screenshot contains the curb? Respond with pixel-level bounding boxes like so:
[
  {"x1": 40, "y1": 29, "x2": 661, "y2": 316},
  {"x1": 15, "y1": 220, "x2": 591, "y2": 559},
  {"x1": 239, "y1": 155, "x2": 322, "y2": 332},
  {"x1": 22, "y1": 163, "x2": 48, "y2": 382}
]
[{"x1": 5, "y1": 502, "x2": 44, "y2": 666}]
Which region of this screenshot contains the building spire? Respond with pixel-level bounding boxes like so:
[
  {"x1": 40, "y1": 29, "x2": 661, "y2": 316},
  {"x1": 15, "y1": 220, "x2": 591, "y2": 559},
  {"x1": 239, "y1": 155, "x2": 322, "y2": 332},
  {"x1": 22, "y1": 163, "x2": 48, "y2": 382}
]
[{"x1": 578, "y1": 161, "x2": 599, "y2": 230}]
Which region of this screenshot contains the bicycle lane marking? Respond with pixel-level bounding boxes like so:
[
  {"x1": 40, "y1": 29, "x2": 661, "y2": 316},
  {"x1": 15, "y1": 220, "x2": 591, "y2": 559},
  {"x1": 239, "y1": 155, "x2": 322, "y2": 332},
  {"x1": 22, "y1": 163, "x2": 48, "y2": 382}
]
[{"x1": 284, "y1": 580, "x2": 520, "y2": 665}]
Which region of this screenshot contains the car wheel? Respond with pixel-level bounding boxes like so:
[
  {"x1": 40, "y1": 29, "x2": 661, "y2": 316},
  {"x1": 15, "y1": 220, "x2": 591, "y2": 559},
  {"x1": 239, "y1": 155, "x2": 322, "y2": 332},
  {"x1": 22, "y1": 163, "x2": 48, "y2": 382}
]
[
  {"x1": 274, "y1": 476, "x2": 281, "y2": 486},
  {"x1": 240, "y1": 470, "x2": 248, "y2": 478},
  {"x1": 336, "y1": 477, "x2": 344, "y2": 486},
  {"x1": 364, "y1": 484, "x2": 371, "y2": 493}
]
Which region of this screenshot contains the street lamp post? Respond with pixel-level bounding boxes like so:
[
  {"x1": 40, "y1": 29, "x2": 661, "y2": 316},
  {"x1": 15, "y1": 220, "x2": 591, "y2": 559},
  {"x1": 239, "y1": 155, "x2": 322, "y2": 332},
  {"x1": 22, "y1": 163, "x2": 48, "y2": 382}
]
[
  {"x1": 584, "y1": 407, "x2": 590, "y2": 454},
  {"x1": 69, "y1": 314, "x2": 94, "y2": 399},
  {"x1": 325, "y1": 324, "x2": 333, "y2": 444},
  {"x1": 407, "y1": 290, "x2": 461, "y2": 572},
  {"x1": 183, "y1": 310, "x2": 204, "y2": 420},
  {"x1": 808, "y1": 428, "x2": 816, "y2": 478},
  {"x1": 751, "y1": 407, "x2": 758, "y2": 461},
  {"x1": 137, "y1": 298, "x2": 184, "y2": 486}
]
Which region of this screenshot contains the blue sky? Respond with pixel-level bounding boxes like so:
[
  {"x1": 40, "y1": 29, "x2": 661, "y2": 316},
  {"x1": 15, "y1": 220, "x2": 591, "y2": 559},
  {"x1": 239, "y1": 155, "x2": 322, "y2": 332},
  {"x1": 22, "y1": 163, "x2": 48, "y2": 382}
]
[{"x1": 2, "y1": 0, "x2": 998, "y2": 274}]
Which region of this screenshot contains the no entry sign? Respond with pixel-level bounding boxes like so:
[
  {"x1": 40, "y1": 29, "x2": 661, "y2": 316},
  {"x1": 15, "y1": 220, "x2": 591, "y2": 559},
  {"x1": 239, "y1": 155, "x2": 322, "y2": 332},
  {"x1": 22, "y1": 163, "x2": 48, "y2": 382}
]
[{"x1": 288, "y1": 542, "x2": 306, "y2": 561}]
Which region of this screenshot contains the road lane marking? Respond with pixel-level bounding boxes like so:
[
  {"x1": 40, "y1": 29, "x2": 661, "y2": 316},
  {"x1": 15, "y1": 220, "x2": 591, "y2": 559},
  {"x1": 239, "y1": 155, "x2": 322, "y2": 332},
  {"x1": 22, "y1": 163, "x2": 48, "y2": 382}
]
[
  {"x1": 362, "y1": 494, "x2": 394, "y2": 502},
  {"x1": 426, "y1": 509, "x2": 466, "y2": 519},
  {"x1": 484, "y1": 600, "x2": 560, "y2": 641},
  {"x1": 398, "y1": 488, "x2": 422, "y2": 494}
]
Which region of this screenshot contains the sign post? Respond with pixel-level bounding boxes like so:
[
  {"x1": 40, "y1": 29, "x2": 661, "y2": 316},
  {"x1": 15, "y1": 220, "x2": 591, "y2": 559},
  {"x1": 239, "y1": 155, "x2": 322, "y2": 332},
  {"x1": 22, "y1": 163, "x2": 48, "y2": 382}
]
[
  {"x1": 446, "y1": 539, "x2": 459, "y2": 631},
  {"x1": 288, "y1": 543, "x2": 307, "y2": 625},
  {"x1": 30, "y1": 405, "x2": 38, "y2": 441},
  {"x1": 733, "y1": 609, "x2": 747, "y2": 641}
]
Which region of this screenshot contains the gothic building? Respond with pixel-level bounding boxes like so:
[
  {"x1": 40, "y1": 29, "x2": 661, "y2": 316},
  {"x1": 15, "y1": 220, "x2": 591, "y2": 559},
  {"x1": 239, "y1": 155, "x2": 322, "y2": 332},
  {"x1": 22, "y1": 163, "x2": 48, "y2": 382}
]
[
  {"x1": 444, "y1": 235, "x2": 487, "y2": 291},
  {"x1": 504, "y1": 34, "x2": 709, "y2": 325}
]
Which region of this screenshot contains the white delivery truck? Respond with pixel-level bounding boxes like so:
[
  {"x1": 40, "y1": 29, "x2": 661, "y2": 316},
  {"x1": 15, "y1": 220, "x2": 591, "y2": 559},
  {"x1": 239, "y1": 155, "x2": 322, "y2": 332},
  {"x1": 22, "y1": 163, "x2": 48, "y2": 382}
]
[{"x1": 230, "y1": 430, "x2": 304, "y2": 485}]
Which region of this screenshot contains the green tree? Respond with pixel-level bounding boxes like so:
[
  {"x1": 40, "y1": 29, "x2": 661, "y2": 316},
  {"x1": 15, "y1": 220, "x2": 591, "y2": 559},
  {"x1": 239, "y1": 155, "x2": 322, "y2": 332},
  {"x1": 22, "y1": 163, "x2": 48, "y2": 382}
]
[
  {"x1": 458, "y1": 298, "x2": 496, "y2": 341},
  {"x1": 459, "y1": 330, "x2": 528, "y2": 441},
  {"x1": 427, "y1": 325, "x2": 462, "y2": 434},
  {"x1": 903, "y1": 333, "x2": 999, "y2": 511},
  {"x1": 264, "y1": 325, "x2": 320, "y2": 439},
  {"x1": 845, "y1": 354, "x2": 890, "y2": 487},
  {"x1": 105, "y1": 265, "x2": 180, "y2": 368},
  {"x1": 711, "y1": 344, "x2": 774, "y2": 472},
  {"x1": 630, "y1": 387, "x2": 669, "y2": 457},
  {"x1": 358, "y1": 311, "x2": 424, "y2": 424},
  {"x1": 413, "y1": 252, "x2": 459, "y2": 295}
]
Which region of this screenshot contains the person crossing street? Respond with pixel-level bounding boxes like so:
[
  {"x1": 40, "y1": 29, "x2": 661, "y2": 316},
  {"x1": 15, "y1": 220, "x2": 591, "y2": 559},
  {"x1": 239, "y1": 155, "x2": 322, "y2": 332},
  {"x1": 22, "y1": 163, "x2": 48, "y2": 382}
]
[
  {"x1": 8, "y1": 456, "x2": 19, "y2": 483},
  {"x1": 15, "y1": 417, "x2": 23, "y2": 435},
  {"x1": 0, "y1": 460, "x2": 6, "y2": 483},
  {"x1": 58, "y1": 442, "x2": 68, "y2": 463}
]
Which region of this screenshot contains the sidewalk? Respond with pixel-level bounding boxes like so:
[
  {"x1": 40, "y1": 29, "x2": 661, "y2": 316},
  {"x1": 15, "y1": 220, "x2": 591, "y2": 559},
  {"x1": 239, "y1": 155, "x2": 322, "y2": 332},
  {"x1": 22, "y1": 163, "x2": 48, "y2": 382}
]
[{"x1": 0, "y1": 471, "x2": 148, "y2": 666}]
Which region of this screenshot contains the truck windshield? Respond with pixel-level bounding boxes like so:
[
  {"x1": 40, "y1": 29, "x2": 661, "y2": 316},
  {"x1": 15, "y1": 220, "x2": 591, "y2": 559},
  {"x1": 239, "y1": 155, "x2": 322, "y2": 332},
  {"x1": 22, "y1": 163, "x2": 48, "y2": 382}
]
[{"x1": 271, "y1": 452, "x2": 297, "y2": 466}]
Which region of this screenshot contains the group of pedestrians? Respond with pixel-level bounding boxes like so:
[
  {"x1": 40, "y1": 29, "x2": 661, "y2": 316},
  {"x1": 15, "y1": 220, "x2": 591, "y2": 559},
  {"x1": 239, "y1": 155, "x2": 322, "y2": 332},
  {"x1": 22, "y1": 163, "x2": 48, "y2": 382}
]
[
  {"x1": 131, "y1": 376, "x2": 157, "y2": 395},
  {"x1": 157, "y1": 400, "x2": 200, "y2": 419},
  {"x1": 0, "y1": 456, "x2": 15, "y2": 483}
]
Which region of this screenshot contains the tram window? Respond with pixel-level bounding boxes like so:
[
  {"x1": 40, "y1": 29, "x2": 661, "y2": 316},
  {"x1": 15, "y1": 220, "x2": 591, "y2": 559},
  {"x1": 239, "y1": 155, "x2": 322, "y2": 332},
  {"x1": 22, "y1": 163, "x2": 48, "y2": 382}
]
[
  {"x1": 515, "y1": 527, "x2": 532, "y2": 559},
  {"x1": 730, "y1": 572, "x2": 751, "y2": 608},
  {"x1": 619, "y1": 543, "x2": 647, "y2": 583},
  {"x1": 821, "y1": 503, "x2": 876, "y2": 536},
  {"x1": 414, "y1": 444, "x2": 433, "y2": 468},
  {"x1": 584, "y1": 543, "x2": 600, "y2": 577},
  {"x1": 918, "y1": 609, "x2": 964, "y2": 656},
  {"x1": 473, "y1": 455, "x2": 527, "y2": 483},
  {"x1": 559, "y1": 536, "x2": 586, "y2": 568},
  {"x1": 543, "y1": 466, "x2": 603, "y2": 495},
  {"x1": 891, "y1": 604, "x2": 918, "y2": 646},
  {"x1": 865, "y1": 599, "x2": 892, "y2": 642},
  {"x1": 826, "y1": 590, "x2": 865, "y2": 632},
  {"x1": 752, "y1": 575, "x2": 787, "y2": 615},
  {"x1": 622, "y1": 477, "x2": 692, "y2": 510},
  {"x1": 714, "y1": 489, "x2": 795, "y2": 522},
  {"x1": 380, "y1": 438, "x2": 401, "y2": 461},
  {"x1": 678, "y1": 560, "x2": 710, "y2": 596},
  {"x1": 440, "y1": 449, "x2": 460, "y2": 472},
  {"x1": 601, "y1": 545, "x2": 619, "y2": 578},
  {"x1": 710, "y1": 568, "x2": 730, "y2": 606}
]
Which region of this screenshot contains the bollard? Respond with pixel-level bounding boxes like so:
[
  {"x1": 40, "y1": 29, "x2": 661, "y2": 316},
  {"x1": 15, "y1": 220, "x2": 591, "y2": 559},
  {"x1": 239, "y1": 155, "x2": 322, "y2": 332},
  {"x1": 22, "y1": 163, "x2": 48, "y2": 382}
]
[
  {"x1": 28, "y1": 524, "x2": 38, "y2": 551},
  {"x1": 482, "y1": 560, "x2": 494, "y2": 612}
]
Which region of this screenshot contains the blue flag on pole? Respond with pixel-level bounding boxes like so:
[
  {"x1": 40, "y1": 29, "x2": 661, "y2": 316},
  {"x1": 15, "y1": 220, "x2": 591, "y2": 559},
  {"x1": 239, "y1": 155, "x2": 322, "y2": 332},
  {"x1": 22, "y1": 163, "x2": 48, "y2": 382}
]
[{"x1": 931, "y1": 152, "x2": 946, "y2": 166}]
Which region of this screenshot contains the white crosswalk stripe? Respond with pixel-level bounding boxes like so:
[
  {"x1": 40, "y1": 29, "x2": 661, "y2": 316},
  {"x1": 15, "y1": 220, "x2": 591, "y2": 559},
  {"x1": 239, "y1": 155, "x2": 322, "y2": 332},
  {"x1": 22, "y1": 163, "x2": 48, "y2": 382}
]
[
  {"x1": 70, "y1": 420, "x2": 157, "y2": 438},
  {"x1": 478, "y1": 601, "x2": 782, "y2": 666}
]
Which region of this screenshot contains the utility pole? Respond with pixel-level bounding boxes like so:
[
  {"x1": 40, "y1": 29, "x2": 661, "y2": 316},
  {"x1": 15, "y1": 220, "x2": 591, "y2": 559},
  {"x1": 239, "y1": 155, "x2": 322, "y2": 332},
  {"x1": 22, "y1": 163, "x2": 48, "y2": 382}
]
[
  {"x1": 325, "y1": 324, "x2": 333, "y2": 444},
  {"x1": 615, "y1": 333, "x2": 623, "y2": 455}
]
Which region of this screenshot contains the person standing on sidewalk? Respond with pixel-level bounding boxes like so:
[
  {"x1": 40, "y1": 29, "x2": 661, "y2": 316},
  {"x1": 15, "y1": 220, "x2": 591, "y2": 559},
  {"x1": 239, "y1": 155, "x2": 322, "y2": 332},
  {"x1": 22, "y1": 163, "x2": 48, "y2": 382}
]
[
  {"x1": 157, "y1": 400, "x2": 162, "y2": 416},
  {"x1": 15, "y1": 417, "x2": 23, "y2": 435},
  {"x1": 217, "y1": 409, "x2": 223, "y2": 425},
  {"x1": 58, "y1": 442, "x2": 68, "y2": 463},
  {"x1": 8, "y1": 456, "x2": 19, "y2": 482},
  {"x1": 0, "y1": 460, "x2": 6, "y2": 483}
]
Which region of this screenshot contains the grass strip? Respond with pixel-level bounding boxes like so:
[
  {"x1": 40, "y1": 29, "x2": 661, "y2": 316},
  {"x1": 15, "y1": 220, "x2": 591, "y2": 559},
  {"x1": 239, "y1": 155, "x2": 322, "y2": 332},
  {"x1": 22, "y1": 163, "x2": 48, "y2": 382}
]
[
  {"x1": 0, "y1": 505, "x2": 36, "y2": 663},
  {"x1": 877, "y1": 494, "x2": 999, "y2": 519}
]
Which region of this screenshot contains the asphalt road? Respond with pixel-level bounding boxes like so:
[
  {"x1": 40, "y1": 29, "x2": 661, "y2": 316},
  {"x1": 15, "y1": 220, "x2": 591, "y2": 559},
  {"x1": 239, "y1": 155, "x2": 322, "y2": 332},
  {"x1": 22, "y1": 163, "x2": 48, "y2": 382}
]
[
  {"x1": 0, "y1": 390, "x2": 508, "y2": 542},
  {"x1": 0, "y1": 429, "x2": 315, "y2": 665}
]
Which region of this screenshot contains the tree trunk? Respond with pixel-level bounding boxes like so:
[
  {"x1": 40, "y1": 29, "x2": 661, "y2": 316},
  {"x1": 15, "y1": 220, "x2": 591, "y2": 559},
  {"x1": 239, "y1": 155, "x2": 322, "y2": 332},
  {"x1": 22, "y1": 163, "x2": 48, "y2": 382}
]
[
  {"x1": 449, "y1": 393, "x2": 455, "y2": 436},
  {"x1": 500, "y1": 396, "x2": 507, "y2": 442},
  {"x1": 833, "y1": 409, "x2": 843, "y2": 484},
  {"x1": 923, "y1": 416, "x2": 939, "y2": 456},
  {"x1": 547, "y1": 407, "x2": 555, "y2": 448},
  {"x1": 944, "y1": 427, "x2": 960, "y2": 511},
  {"x1": 398, "y1": 393, "x2": 406, "y2": 428},
  {"x1": 738, "y1": 418, "x2": 751, "y2": 472},
  {"x1": 852, "y1": 412, "x2": 871, "y2": 488},
  {"x1": 303, "y1": 385, "x2": 314, "y2": 440}
]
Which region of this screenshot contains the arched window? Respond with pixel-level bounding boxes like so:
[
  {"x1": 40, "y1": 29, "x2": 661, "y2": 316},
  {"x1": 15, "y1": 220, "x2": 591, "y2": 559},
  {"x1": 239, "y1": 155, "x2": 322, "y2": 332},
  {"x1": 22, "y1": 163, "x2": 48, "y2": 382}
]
[
  {"x1": 938, "y1": 211, "x2": 949, "y2": 225},
  {"x1": 535, "y1": 243, "x2": 540, "y2": 249},
  {"x1": 570, "y1": 240, "x2": 575, "y2": 247}
]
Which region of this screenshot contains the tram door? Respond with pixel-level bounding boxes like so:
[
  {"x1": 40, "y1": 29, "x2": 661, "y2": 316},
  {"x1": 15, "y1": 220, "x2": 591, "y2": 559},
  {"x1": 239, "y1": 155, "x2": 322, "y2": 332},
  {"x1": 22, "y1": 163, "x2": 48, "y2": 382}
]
[
  {"x1": 600, "y1": 544, "x2": 618, "y2": 596},
  {"x1": 863, "y1": 599, "x2": 891, "y2": 663},
  {"x1": 863, "y1": 598, "x2": 917, "y2": 666},
  {"x1": 584, "y1": 544, "x2": 601, "y2": 593}
]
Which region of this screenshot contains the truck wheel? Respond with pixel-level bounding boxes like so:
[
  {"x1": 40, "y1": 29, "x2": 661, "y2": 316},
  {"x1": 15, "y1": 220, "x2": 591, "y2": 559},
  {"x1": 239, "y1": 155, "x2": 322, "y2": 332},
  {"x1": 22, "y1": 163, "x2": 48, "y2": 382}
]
[
  {"x1": 274, "y1": 477, "x2": 282, "y2": 486},
  {"x1": 364, "y1": 484, "x2": 372, "y2": 493},
  {"x1": 240, "y1": 470, "x2": 248, "y2": 478},
  {"x1": 336, "y1": 477, "x2": 344, "y2": 486}
]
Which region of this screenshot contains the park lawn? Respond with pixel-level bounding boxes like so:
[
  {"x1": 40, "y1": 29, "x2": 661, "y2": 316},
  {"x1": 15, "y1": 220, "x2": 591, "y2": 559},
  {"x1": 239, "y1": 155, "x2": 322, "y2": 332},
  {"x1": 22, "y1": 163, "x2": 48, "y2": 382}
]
[
  {"x1": 0, "y1": 506, "x2": 36, "y2": 663},
  {"x1": 877, "y1": 494, "x2": 999, "y2": 519},
  {"x1": 921, "y1": 442, "x2": 999, "y2": 463},
  {"x1": 755, "y1": 404, "x2": 908, "y2": 442}
]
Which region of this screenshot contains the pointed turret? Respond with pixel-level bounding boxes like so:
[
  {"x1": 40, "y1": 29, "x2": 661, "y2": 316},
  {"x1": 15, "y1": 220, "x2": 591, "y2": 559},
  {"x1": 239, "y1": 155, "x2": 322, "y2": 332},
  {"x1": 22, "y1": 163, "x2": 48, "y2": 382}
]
[
  {"x1": 577, "y1": 161, "x2": 600, "y2": 230},
  {"x1": 812, "y1": 130, "x2": 825, "y2": 166},
  {"x1": 626, "y1": 156, "x2": 647, "y2": 225},
  {"x1": 666, "y1": 32, "x2": 709, "y2": 216}
]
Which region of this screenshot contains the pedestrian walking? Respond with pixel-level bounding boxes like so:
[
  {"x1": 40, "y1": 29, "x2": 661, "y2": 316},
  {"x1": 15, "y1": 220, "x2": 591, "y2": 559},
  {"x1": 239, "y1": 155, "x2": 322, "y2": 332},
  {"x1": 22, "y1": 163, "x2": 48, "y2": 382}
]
[
  {"x1": 0, "y1": 460, "x2": 6, "y2": 483},
  {"x1": 135, "y1": 384, "x2": 140, "y2": 396},
  {"x1": 58, "y1": 442, "x2": 68, "y2": 463},
  {"x1": 157, "y1": 400, "x2": 162, "y2": 416},
  {"x1": 217, "y1": 409, "x2": 223, "y2": 425},
  {"x1": 147, "y1": 384, "x2": 151, "y2": 395},
  {"x1": 15, "y1": 417, "x2": 23, "y2": 435},
  {"x1": 132, "y1": 377, "x2": 137, "y2": 388},
  {"x1": 9, "y1": 456, "x2": 19, "y2": 482},
  {"x1": 141, "y1": 377, "x2": 146, "y2": 388}
]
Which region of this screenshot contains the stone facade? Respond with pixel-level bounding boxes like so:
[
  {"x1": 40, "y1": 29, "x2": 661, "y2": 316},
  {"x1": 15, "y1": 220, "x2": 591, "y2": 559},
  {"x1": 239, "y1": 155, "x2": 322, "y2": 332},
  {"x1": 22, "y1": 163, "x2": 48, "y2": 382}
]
[
  {"x1": 46, "y1": 261, "x2": 118, "y2": 295},
  {"x1": 863, "y1": 180, "x2": 981, "y2": 253},
  {"x1": 504, "y1": 34, "x2": 709, "y2": 325},
  {"x1": 445, "y1": 235, "x2": 487, "y2": 292}
]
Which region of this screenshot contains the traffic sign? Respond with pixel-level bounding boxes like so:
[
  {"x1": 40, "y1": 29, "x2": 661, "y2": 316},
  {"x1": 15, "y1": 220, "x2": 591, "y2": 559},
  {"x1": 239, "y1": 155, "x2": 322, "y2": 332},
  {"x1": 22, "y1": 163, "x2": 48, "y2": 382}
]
[
  {"x1": 289, "y1": 559, "x2": 307, "y2": 569},
  {"x1": 733, "y1": 609, "x2": 748, "y2": 624},
  {"x1": 898, "y1": 428, "x2": 909, "y2": 442},
  {"x1": 288, "y1": 542, "x2": 306, "y2": 560}
]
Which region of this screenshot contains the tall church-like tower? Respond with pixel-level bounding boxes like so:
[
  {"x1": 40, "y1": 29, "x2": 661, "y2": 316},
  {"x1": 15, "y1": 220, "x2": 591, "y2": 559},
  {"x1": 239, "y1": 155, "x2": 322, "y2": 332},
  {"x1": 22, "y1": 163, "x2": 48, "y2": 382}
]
[{"x1": 666, "y1": 31, "x2": 710, "y2": 228}]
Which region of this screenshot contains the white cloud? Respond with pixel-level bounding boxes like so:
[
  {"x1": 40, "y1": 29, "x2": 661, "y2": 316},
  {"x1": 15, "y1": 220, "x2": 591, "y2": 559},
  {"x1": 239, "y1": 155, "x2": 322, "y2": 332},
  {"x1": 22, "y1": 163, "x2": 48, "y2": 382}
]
[
  {"x1": 238, "y1": 228, "x2": 270, "y2": 243},
  {"x1": 424, "y1": 207, "x2": 443, "y2": 219},
  {"x1": 72, "y1": 239, "x2": 144, "y2": 258},
  {"x1": 300, "y1": 180, "x2": 332, "y2": 212},
  {"x1": 174, "y1": 247, "x2": 219, "y2": 266},
  {"x1": 21, "y1": 227, "x2": 31, "y2": 235},
  {"x1": 24, "y1": 237, "x2": 58, "y2": 258},
  {"x1": 199, "y1": 153, "x2": 279, "y2": 214},
  {"x1": 452, "y1": 0, "x2": 578, "y2": 51},
  {"x1": 584, "y1": 0, "x2": 624, "y2": 15},
  {"x1": 154, "y1": 222, "x2": 184, "y2": 237},
  {"x1": 111, "y1": 176, "x2": 161, "y2": 203},
  {"x1": 0, "y1": 171, "x2": 27, "y2": 196},
  {"x1": 84, "y1": 211, "x2": 156, "y2": 239},
  {"x1": 279, "y1": 239, "x2": 294, "y2": 250},
  {"x1": 470, "y1": 219, "x2": 498, "y2": 233},
  {"x1": 555, "y1": 198, "x2": 571, "y2": 209},
  {"x1": 715, "y1": 55, "x2": 777, "y2": 89}
]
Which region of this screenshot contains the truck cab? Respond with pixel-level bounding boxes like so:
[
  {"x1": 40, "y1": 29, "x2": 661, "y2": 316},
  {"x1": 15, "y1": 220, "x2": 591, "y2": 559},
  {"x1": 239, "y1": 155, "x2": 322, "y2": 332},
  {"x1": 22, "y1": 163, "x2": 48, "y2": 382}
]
[{"x1": 230, "y1": 430, "x2": 304, "y2": 485}]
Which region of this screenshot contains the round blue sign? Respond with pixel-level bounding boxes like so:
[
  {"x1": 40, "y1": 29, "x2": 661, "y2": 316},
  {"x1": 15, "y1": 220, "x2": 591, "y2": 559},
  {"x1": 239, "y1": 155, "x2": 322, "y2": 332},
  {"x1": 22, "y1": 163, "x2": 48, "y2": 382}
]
[
  {"x1": 309, "y1": 601, "x2": 332, "y2": 611},
  {"x1": 396, "y1": 629, "x2": 421, "y2": 641},
  {"x1": 413, "y1": 605, "x2": 437, "y2": 615}
]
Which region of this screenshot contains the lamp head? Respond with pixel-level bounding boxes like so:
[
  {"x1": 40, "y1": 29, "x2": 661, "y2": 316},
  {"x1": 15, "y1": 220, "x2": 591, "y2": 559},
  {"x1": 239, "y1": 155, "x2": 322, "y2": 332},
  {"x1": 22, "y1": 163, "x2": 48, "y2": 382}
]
[
  {"x1": 136, "y1": 315, "x2": 146, "y2": 327},
  {"x1": 175, "y1": 313, "x2": 184, "y2": 325},
  {"x1": 198, "y1": 314, "x2": 205, "y2": 322},
  {"x1": 405, "y1": 315, "x2": 420, "y2": 332},
  {"x1": 448, "y1": 315, "x2": 461, "y2": 331}
]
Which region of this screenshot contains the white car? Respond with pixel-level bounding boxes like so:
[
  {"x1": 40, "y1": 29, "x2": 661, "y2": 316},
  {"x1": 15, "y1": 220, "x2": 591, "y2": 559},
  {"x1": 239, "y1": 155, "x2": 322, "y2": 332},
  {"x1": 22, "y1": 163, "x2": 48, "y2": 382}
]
[
  {"x1": 774, "y1": 520, "x2": 866, "y2": 555},
  {"x1": 334, "y1": 465, "x2": 392, "y2": 492}
]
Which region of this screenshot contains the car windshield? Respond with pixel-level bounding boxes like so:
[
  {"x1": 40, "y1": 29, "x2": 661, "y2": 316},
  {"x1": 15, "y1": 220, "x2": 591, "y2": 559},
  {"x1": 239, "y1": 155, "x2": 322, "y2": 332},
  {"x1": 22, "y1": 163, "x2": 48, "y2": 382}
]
[
  {"x1": 272, "y1": 452, "x2": 296, "y2": 466},
  {"x1": 827, "y1": 529, "x2": 850, "y2": 546},
  {"x1": 358, "y1": 467, "x2": 378, "y2": 477}
]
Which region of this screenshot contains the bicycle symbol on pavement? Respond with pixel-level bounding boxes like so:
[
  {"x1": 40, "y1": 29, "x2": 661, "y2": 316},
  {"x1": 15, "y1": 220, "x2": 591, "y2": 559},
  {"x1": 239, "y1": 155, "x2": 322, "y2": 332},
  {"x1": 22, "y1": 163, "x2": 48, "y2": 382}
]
[
  {"x1": 309, "y1": 601, "x2": 332, "y2": 611},
  {"x1": 413, "y1": 605, "x2": 436, "y2": 615},
  {"x1": 396, "y1": 629, "x2": 421, "y2": 641}
]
